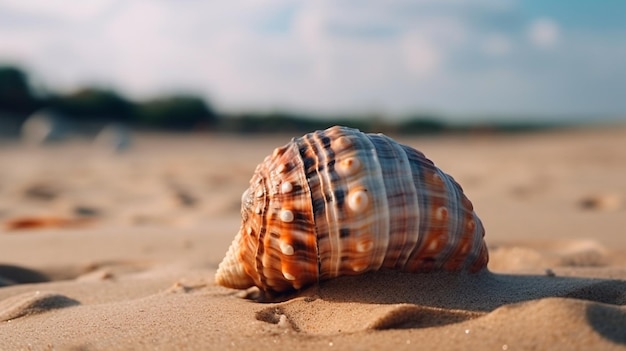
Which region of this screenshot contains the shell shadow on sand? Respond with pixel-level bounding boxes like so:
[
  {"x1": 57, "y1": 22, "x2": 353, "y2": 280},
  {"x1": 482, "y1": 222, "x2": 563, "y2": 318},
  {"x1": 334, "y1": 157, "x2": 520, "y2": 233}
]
[{"x1": 252, "y1": 270, "x2": 626, "y2": 338}]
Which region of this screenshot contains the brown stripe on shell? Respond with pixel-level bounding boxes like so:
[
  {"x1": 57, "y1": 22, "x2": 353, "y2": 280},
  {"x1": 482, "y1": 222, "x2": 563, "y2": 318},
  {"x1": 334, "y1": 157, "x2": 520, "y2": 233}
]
[{"x1": 215, "y1": 125, "x2": 489, "y2": 294}]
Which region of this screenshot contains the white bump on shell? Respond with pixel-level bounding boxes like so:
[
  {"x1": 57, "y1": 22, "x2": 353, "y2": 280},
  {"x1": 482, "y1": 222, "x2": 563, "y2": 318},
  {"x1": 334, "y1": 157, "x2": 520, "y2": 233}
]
[
  {"x1": 460, "y1": 243, "x2": 469, "y2": 254},
  {"x1": 433, "y1": 173, "x2": 443, "y2": 184},
  {"x1": 356, "y1": 240, "x2": 373, "y2": 253},
  {"x1": 428, "y1": 240, "x2": 438, "y2": 251},
  {"x1": 467, "y1": 219, "x2": 475, "y2": 230},
  {"x1": 348, "y1": 189, "x2": 369, "y2": 212},
  {"x1": 279, "y1": 242, "x2": 294, "y2": 255},
  {"x1": 337, "y1": 136, "x2": 352, "y2": 148},
  {"x1": 272, "y1": 147, "x2": 282, "y2": 157},
  {"x1": 276, "y1": 164, "x2": 286, "y2": 173},
  {"x1": 352, "y1": 264, "x2": 366, "y2": 272},
  {"x1": 281, "y1": 181, "x2": 293, "y2": 194},
  {"x1": 338, "y1": 157, "x2": 361, "y2": 176},
  {"x1": 280, "y1": 209, "x2": 294, "y2": 222},
  {"x1": 283, "y1": 271, "x2": 296, "y2": 280},
  {"x1": 436, "y1": 206, "x2": 448, "y2": 221}
]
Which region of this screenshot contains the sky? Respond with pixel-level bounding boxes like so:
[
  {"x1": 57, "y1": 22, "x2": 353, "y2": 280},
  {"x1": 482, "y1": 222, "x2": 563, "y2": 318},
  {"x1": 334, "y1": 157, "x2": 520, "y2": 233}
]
[{"x1": 1, "y1": 0, "x2": 625, "y2": 122}]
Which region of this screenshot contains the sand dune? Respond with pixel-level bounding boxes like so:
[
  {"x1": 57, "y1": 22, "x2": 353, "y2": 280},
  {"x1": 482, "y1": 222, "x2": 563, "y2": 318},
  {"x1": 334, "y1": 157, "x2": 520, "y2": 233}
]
[{"x1": 1, "y1": 126, "x2": 626, "y2": 350}]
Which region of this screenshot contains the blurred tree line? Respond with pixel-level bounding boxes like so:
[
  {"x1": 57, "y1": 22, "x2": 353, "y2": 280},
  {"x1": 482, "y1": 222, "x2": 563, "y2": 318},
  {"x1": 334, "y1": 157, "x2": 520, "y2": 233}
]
[
  {"x1": 0, "y1": 65, "x2": 217, "y2": 131},
  {"x1": 0, "y1": 65, "x2": 553, "y2": 135}
]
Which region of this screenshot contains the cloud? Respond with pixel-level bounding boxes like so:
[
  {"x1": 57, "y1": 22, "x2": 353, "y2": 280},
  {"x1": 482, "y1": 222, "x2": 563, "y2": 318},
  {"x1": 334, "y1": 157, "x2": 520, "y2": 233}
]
[
  {"x1": 0, "y1": 1, "x2": 624, "y2": 118},
  {"x1": 483, "y1": 33, "x2": 512, "y2": 56},
  {"x1": 528, "y1": 18, "x2": 560, "y2": 49},
  {"x1": 1, "y1": 0, "x2": 116, "y2": 22},
  {"x1": 402, "y1": 33, "x2": 441, "y2": 76}
]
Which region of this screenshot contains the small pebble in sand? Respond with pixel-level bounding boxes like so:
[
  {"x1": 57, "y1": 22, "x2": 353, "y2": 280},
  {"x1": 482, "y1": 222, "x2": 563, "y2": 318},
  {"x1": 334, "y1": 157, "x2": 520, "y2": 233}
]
[
  {"x1": 74, "y1": 206, "x2": 101, "y2": 217},
  {"x1": 22, "y1": 183, "x2": 59, "y2": 201},
  {"x1": 21, "y1": 109, "x2": 69, "y2": 145},
  {"x1": 579, "y1": 194, "x2": 621, "y2": 211},
  {"x1": 93, "y1": 123, "x2": 132, "y2": 153},
  {"x1": 277, "y1": 314, "x2": 291, "y2": 329}
]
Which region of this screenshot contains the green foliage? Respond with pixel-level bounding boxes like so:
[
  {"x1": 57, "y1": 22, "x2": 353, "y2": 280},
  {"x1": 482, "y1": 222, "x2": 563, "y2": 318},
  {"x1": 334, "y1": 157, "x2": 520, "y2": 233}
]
[
  {"x1": 0, "y1": 64, "x2": 562, "y2": 135},
  {"x1": 0, "y1": 64, "x2": 219, "y2": 131},
  {"x1": 219, "y1": 111, "x2": 380, "y2": 134},
  {"x1": 396, "y1": 117, "x2": 446, "y2": 134},
  {"x1": 0, "y1": 66, "x2": 38, "y2": 114},
  {"x1": 135, "y1": 95, "x2": 217, "y2": 130},
  {"x1": 48, "y1": 88, "x2": 134, "y2": 122}
]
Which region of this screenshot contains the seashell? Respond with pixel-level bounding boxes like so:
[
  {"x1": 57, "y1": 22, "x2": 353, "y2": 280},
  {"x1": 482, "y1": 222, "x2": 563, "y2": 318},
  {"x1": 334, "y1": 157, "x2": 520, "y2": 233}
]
[{"x1": 216, "y1": 126, "x2": 488, "y2": 294}]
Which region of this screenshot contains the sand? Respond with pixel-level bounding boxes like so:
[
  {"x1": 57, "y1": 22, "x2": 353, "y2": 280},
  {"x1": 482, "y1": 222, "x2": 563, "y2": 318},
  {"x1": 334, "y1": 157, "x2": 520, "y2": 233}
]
[{"x1": 1, "y1": 126, "x2": 626, "y2": 350}]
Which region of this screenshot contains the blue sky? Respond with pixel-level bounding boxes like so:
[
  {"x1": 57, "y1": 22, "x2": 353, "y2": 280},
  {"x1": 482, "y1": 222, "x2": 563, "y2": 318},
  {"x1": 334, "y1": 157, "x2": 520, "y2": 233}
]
[{"x1": 0, "y1": 0, "x2": 625, "y2": 121}]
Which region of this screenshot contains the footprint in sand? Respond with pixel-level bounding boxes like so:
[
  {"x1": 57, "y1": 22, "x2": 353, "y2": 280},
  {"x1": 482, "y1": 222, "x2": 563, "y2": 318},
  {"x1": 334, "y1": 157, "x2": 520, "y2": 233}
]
[
  {"x1": 0, "y1": 291, "x2": 80, "y2": 322},
  {"x1": 252, "y1": 271, "x2": 626, "y2": 336},
  {"x1": 256, "y1": 301, "x2": 483, "y2": 335}
]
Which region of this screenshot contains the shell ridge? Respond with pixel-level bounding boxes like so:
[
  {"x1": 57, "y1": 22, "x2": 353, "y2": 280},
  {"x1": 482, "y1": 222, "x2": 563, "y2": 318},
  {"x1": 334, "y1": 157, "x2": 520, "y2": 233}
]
[
  {"x1": 254, "y1": 169, "x2": 271, "y2": 289},
  {"x1": 294, "y1": 133, "x2": 328, "y2": 284},
  {"x1": 402, "y1": 147, "x2": 438, "y2": 271},
  {"x1": 436, "y1": 169, "x2": 463, "y2": 268},
  {"x1": 440, "y1": 173, "x2": 486, "y2": 271},
  {"x1": 283, "y1": 135, "x2": 321, "y2": 289},
  {"x1": 364, "y1": 133, "x2": 407, "y2": 269},
  {"x1": 415, "y1": 166, "x2": 450, "y2": 271},
  {"x1": 312, "y1": 130, "x2": 347, "y2": 278},
  {"x1": 466, "y1": 214, "x2": 487, "y2": 271},
  {"x1": 376, "y1": 134, "x2": 421, "y2": 269},
  {"x1": 394, "y1": 145, "x2": 428, "y2": 271},
  {"x1": 359, "y1": 132, "x2": 390, "y2": 272},
  {"x1": 319, "y1": 126, "x2": 352, "y2": 280},
  {"x1": 304, "y1": 131, "x2": 341, "y2": 278}
]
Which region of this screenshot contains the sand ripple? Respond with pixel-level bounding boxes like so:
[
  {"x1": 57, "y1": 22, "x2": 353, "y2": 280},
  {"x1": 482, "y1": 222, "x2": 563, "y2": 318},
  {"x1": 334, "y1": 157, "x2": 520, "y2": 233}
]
[{"x1": 0, "y1": 291, "x2": 79, "y2": 321}]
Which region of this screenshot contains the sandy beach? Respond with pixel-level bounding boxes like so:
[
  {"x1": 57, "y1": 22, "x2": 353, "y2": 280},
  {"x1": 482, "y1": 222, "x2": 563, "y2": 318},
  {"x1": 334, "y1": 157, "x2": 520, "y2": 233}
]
[{"x1": 1, "y1": 125, "x2": 626, "y2": 350}]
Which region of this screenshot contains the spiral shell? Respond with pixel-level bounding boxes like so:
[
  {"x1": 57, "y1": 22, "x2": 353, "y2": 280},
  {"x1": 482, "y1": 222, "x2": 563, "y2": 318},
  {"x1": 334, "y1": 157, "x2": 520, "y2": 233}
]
[{"x1": 216, "y1": 126, "x2": 488, "y2": 293}]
